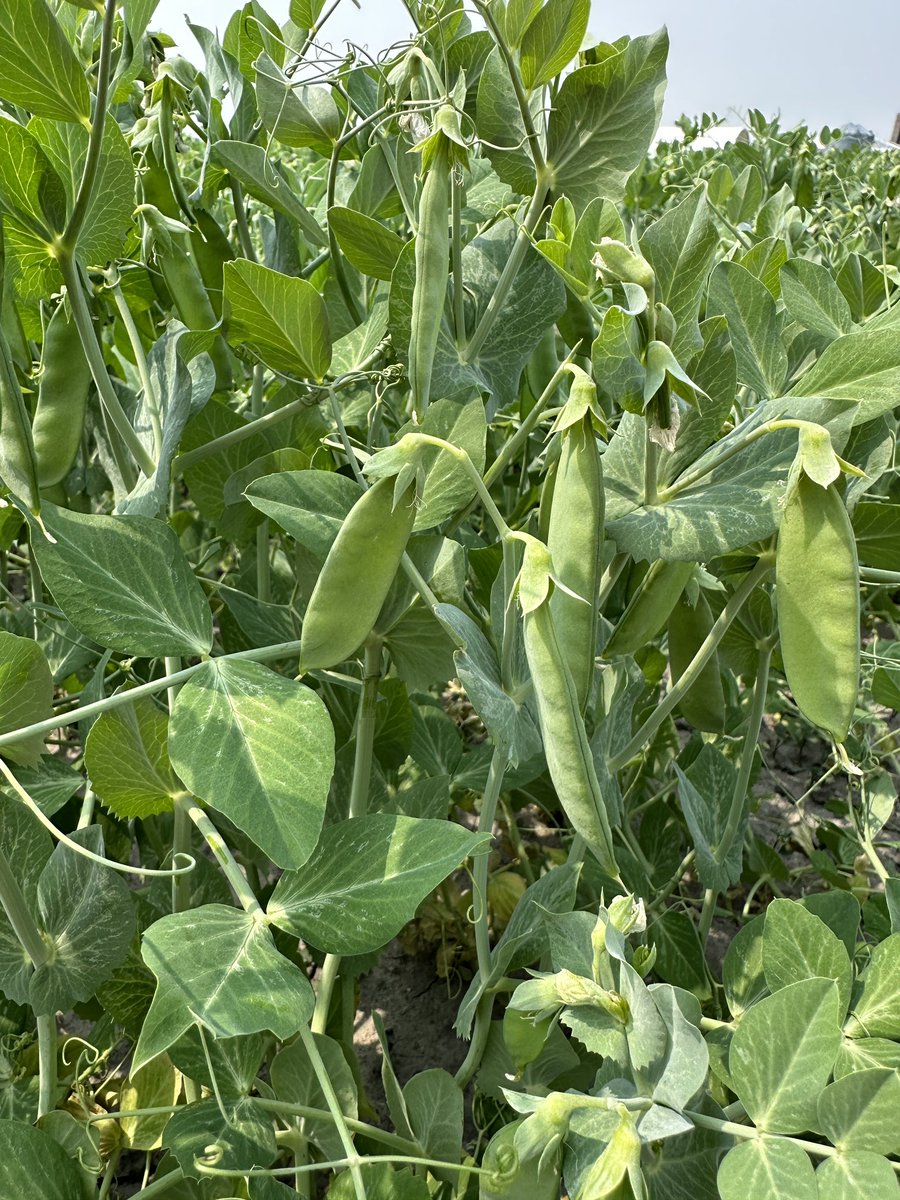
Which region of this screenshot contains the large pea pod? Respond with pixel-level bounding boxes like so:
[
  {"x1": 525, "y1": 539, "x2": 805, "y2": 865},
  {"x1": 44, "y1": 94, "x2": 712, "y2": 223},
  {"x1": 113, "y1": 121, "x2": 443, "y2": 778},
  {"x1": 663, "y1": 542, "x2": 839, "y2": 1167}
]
[
  {"x1": 546, "y1": 414, "x2": 603, "y2": 713},
  {"x1": 32, "y1": 300, "x2": 92, "y2": 488},
  {"x1": 300, "y1": 476, "x2": 417, "y2": 670},
  {"x1": 408, "y1": 139, "x2": 450, "y2": 413},
  {"x1": 479, "y1": 1120, "x2": 559, "y2": 1200},
  {"x1": 667, "y1": 591, "x2": 726, "y2": 732},
  {"x1": 604, "y1": 559, "x2": 694, "y2": 658},
  {"x1": 776, "y1": 474, "x2": 859, "y2": 741},
  {"x1": 156, "y1": 240, "x2": 233, "y2": 391},
  {"x1": 0, "y1": 325, "x2": 39, "y2": 514},
  {"x1": 523, "y1": 595, "x2": 618, "y2": 877}
]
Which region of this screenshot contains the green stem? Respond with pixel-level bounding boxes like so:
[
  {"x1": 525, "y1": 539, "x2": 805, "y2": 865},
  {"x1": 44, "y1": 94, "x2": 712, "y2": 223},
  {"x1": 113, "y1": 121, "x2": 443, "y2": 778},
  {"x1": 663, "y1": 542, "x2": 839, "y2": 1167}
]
[
  {"x1": 134, "y1": 1167, "x2": 184, "y2": 1197},
  {"x1": 697, "y1": 887, "x2": 718, "y2": 947},
  {"x1": 454, "y1": 994, "x2": 493, "y2": 1089},
  {"x1": 860, "y1": 566, "x2": 900, "y2": 586},
  {"x1": 0, "y1": 640, "x2": 302, "y2": 751},
  {"x1": 58, "y1": 254, "x2": 156, "y2": 477},
  {"x1": 716, "y1": 639, "x2": 773, "y2": 862},
  {"x1": 405, "y1": 434, "x2": 512, "y2": 538},
  {"x1": 327, "y1": 128, "x2": 364, "y2": 326},
  {"x1": 250, "y1": 365, "x2": 271, "y2": 602},
  {"x1": 261, "y1": 1100, "x2": 420, "y2": 1157},
  {"x1": 198, "y1": 1154, "x2": 487, "y2": 1182},
  {"x1": 157, "y1": 80, "x2": 195, "y2": 224},
  {"x1": 643, "y1": 424, "x2": 659, "y2": 505},
  {"x1": 110, "y1": 281, "x2": 163, "y2": 456},
  {"x1": 608, "y1": 557, "x2": 773, "y2": 772},
  {"x1": 451, "y1": 166, "x2": 466, "y2": 345},
  {"x1": 179, "y1": 796, "x2": 263, "y2": 917},
  {"x1": 473, "y1": 0, "x2": 546, "y2": 174},
  {"x1": 473, "y1": 748, "x2": 507, "y2": 982},
  {"x1": 63, "y1": 0, "x2": 116, "y2": 249},
  {"x1": 231, "y1": 179, "x2": 257, "y2": 261},
  {"x1": 98, "y1": 1148, "x2": 121, "y2": 1200},
  {"x1": 165, "y1": 654, "x2": 193, "y2": 914},
  {"x1": 298, "y1": 1025, "x2": 367, "y2": 1200}
]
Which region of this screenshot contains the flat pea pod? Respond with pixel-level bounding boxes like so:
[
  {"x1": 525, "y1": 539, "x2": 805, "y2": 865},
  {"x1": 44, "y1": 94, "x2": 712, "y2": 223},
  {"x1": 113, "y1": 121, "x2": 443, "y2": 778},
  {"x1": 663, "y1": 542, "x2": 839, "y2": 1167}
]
[
  {"x1": 546, "y1": 414, "x2": 603, "y2": 713},
  {"x1": 523, "y1": 595, "x2": 618, "y2": 878},
  {"x1": 32, "y1": 300, "x2": 92, "y2": 488},
  {"x1": 525, "y1": 325, "x2": 560, "y2": 403},
  {"x1": 408, "y1": 139, "x2": 450, "y2": 413},
  {"x1": 479, "y1": 1119, "x2": 560, "y2": 1200},
  {"x1": 776, "y1": 474, "x2": 859, "y2": 741},
  {"x1": 156, "y1": 239, "x2": 233, "y2": 391},
  {"x1": 0, "y1": 323, "x2": 39, "y2": 514},
  {"x1": 300, "y1": 476, "x2": 417, "y2": 670},
  {"x1": 667, "y1": 591, "x2": 726, "y2": 732},
  {"x1": 604, "y1": 559, "x2": 694, "y2": 658}
]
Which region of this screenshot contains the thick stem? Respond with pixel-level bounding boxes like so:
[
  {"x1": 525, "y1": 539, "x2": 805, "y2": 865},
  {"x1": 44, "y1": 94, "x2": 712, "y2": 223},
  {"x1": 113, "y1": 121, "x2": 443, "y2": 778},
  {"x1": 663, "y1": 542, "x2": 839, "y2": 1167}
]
[
  {"x1": 179, "y1": 796, "x2": 263, "y2": 917},
  {"x1": 643, "y1": 425, "x2": 659, "y2": 506},
  {"x1": 454, "y1": 994, "x2": 493, "y2": 1089},
  {"x1": 472, "y1": 748, "x2": 507, "y2": 982},
  {"x1": 297, "y1": 1026, "x2": 367, "y2": 1200},
  {"x1": 608, "y1": 557, "x2": 773, "y2": 772},
  {"x1": 63, "y1": 0, "x2": 116, "y2": 249}
]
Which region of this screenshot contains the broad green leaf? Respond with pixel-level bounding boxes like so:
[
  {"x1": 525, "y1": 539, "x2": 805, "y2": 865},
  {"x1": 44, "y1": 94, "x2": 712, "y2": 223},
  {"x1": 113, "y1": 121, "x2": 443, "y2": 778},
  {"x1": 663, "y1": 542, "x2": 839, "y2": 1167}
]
[
  {"x1": 740, "y1": 236, "x2": 788, "y2": 298},
  {"x1": 244, "y1": 469, "x2": 362, "y2": 559},
  {"x1": 707, "y1": 260, "x2": 787, "y2": 397},
  {"x1": 328, "y1": 1163, "x2": 430, "y2": 1200},
  {"x1": 0, "y1": 632, "x2": 52, "y2": 765},
  {"x1": 0, "y1": 794, "x2": 51, "y2": 1006},
  {"x1": 648, "y1": 910, "x2": 710, "y2": 1000},
  {"x1": 224, "y1": 259, "x2": 331, "y2": 379},
  {"x1": 0, "y1": 120, "x2": 65, "y2": 295},
  {"x1": 255, "y1": 52, "x2": 340, "y2": 153},
  {"x1": 169, "y1": 660, "x2": 334, "y2": 870},
  {"x1": 763, "y1": 899, "x2": 853, "y2": 1015},
  {"x1": 211, "y1": 140, "x2": 325, "y2": 242},
  {"x1": 0, "y1": 1119, "x2": 87, "y2": 1200},
  {"x1": 476, "y1": 47, "x2": 536, "y2": 195},
  {"x1": 648, "y1": 984, "x2": 709, "y2": 1109},
  {"x1": 834, "y1": 1036, "x2": 900, "y2": 1079},
  {"x1": 520, "y1": 0, "x2": 589, "y2": 90},
  {"x1": 268, "y1": 813, "x2": 488, "y2": 954},
  {"x1": 816, "y1": 1151, "x2": 900, "y2": 1199},
  {"x1": 85, "y1": 697, "x2": 181, "y2": 820},
  {"x1": 32, "y1": 504, "x2": 213, "y2": 658},
  {"x1": 718, "y1": 1136, "x2": 816, "y2": 1200},
  {"x1": 837, "y1": 252, "x2": 886, "y2": 322},
  {"x1": 328, "y1": 206, "x2": 404, "y2": 281},
  {"x1": 780, "y1": 259, "x2": 854, "y2": 341},
  {"x1": 120, "y1": 1056, "x2": 181, "y2": 1152},
  {"x1": 168, "y1": 1028, "x2": 267, "y2": 1102},
  {"x1": 133, "y1": 904, "x2": 315, "y2": 1072},
  {"x1": 674, "y1": 745, "x2": 741, "y2": 893},
  {"x1": 163, "y1": 1097, "x2": 277, "y2": 1179},
  {"x1": 403, "y1": 1069, "x2": 462, "y2": 1179},
  {"x1": 817, "y1": 1068, "x2": 900, "y2": 1155},
  {"x1": 0, "y1": 0, "x2": 91, "y2": 124},
  {"x1": 6, "y1": 757, "x2": 81, "y2": 817},
  {"x1": 853, "y1": 501, "x2": 900, "y2": 571},
  {"x1": 801, "y1": 891, "x2": 861, "y2": 960},
  {"x1": 726, "y1": 163, "x2": 765, "y2": 225},
  {"x1": 845, "y1": 935, "x2": 900, "y2": 1038},
  {"x1": 546, "y1": 29, "x2": 668, "y2": 213},
  {"x1": 290, "y1": 0, "x2": 326, "y2": 24},
  {"x1": 271, "y1": 1033, "x2": 357, "y2": 1159},
  {"x1": 641, "y1": 185, "x2": 719, "y2": 360},
  {"x1": 729, "y1": 977, "x2": 841, "y2": 1133},
  {"x1": 790, "y1": 329, "x2": 900, "y2": 424},
  {"x1": 31, "y1": 827, "x2": 135, "y2": 1015}
]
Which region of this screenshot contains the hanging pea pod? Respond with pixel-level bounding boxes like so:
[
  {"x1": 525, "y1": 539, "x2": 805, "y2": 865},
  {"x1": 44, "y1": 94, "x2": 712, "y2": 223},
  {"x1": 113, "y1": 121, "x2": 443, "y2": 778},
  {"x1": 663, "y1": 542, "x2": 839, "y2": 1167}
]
[
  {"x1": 31, "y1": 299, "x2": 92, "y2": 489},
  {"x1": 0, "y1": 218, "x2": 39, "y2": 514},
  {"x1": 776, "y1": 473, "x2": 859, "y2": 742},
  {"x1": 300, "y1": 476, "x2": 418, "y2": 671},
  {"x1": 667, "y1": 590, "x2": 726, "y2": 732},
  {"x1": 604, "y1": 559, "x2": 694, "y2": 658}
]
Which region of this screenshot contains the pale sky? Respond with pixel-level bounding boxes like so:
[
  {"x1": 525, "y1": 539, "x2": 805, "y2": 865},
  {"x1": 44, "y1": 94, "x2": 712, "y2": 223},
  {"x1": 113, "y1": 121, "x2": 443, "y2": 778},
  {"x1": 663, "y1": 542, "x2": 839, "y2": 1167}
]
[{"x1": 155, "y1": 0, "x2": 900, "y2": 139}]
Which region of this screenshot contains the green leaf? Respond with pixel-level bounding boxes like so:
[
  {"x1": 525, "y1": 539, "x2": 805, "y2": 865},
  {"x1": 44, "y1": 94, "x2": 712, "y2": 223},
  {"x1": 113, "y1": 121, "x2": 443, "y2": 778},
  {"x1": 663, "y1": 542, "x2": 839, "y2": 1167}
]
[
  {"x1": 546, "y1": 29, "x2": 668, "y2": 213},
  {"x1": 163, "y1": 1097, "x2": 277, "y2": 1179},
  {"x1": 0, "y1": 0, "x2": 91, "y2": 124},
  {"x1": 641, "y1": 184, "x2": 719, "y2": 360},
  {"x1": 6, "y1": 756, "x2": 81, "y2": 817},
  {"x1": 0, "y1": 794, "x2": 51, "y2": 1006},
  {"x1": 211, "y1": 140, "x2": 325, "y2": 242},
  {"x1": 520, "y1": 0, "x2": 589, "y2": 90},
  {"x1": 290, "y1": 0, "x2": 326, "y2": 24},
  {"x1": 740, "y1": 236, "x2": 788, "y2": 298},
  {"x1": 648, "y1": 910, "x2": 711, "y2": 1000},
  {"x1": 0, "y1": 632, "x2": 52, "y2": 766},
  {"x1": 32, "y1": 504, "x2": 213, "y2": 658},
  {"x1": 271, "y1": 1032, "x2": 357, "y2": 1159},
  {"x1": 789, "y1": 329, "x2": 900, "y2": 425},
  {"x1": 268, "y1": 813, "x2": 488, "y2": 954},
  {"x1": 404, "y1": 1068, "x2": 462, "y2": 1180},
  {"x1": 85, "y1": 697, "x2": 181, "y2": 820},
  {"x1": 169, "y1": 660, "x2": 334, "y2": 870},
  {"x1": 31, "y1": 827, "x2": 135, "y2": 1015},
  {"x1": 674, "y1": 745, "x2": 741, "y2": 892},
  {"x1": 245, "y1": 469, "x2": 362, "y2": 559},
  {"x1": 168, "y1": 1029, "x2": 266, "y2": 1103},
  {"x1": 328, "y1": 206, "x2": 405, "y2": 281},
  {"x1": 707, "y1": 260, "x2": 788, "y2": 397},
  {"x1": 648, "y1": 983, "x2": 709, "y2": 1109},
  {"x1": 224, "y1": 259, "x2": 331, "y2": 379},
  {"x1": 853, "y1": 501, "x2": 900, "y2": 571},
  {"x1": 845, "y1": 935, "x2": 900, "y2": 1038},
  {"x1": 780, "y1": 259, "x2": 854, "y2": 342},
  {"x1": 0, "y1": 119, "x2": 65, "y2": 296},
  {"x1": 763, "y1": 899, "x2": 853, "y2": 1016},
  {"x1": 133, "y1": 904, "x2": 315, "y2": 1072},
  {"x1": 817, "y1": 1068, "x2": 900, "y2": 1155},
  {"x1": 119, "y1": 1056, "x2": 181, "y2": 1152},
  {"x1": 0, "y1": 1119, "x2": 88, "y2": 1200},
  {"x1": 255, "y1": 52, "x2": 340, "y2": 153},
  {"x1": 729, "y1": 977, "x2": 842, "y2": 1133},
  {"x1": 475, "y1": 47, "x2": 536, "y2": 195},
  {"x1": 718, "y1": 1136, "x2": 816, "y2": 1200},
  {"x1": 816, "y1": 1151, "x2": 900, "y2": 1199}
]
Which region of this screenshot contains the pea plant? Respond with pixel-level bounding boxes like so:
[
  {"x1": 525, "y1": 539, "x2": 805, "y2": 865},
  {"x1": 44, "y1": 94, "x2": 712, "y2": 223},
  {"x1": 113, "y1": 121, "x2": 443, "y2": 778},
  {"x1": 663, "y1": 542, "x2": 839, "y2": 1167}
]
[{"x1": 0, "y1": 1, "x2": 898, "y2": 1197}]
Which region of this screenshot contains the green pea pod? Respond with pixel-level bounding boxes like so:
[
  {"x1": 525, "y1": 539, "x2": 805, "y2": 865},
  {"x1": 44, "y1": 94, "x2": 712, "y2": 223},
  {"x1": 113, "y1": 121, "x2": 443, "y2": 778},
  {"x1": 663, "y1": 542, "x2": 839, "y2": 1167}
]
[
  {"x1": 409, "y1": 140, "x2": 449, "y2": 413},
  {"x1": 776, "y1": 474, "x2": 859, "y2": 741},
  {"x1": 156, "y1": 242, "x2": 233, "y2": 391},
  {"x1": 547, "y1": 414, "x2": 603, "y2": 713},
  {"x1": 479, "y1": 1120, "x2": 560, "y2": 1200},
  {"x1": 523, "y1": 595, "x2": 618, "y2": 878},
  {"x1": 32, "y1": 300, "x2": 92, "y2": 488},
  {"x1": 525, "y1": 325, "x2": 560, "y2": 402},
  {"x1": 604, "y1": 559, "x2": 694, "y2": 658},
  {"x1": 300, "y1": 476, "x2": 417, "y2": 670},
  {"x1": 0, "y1": 324, "x2": 39, "y2": 514},
  {"x1": 667, "y1": 591, "x2": 726, "y2": 732}
]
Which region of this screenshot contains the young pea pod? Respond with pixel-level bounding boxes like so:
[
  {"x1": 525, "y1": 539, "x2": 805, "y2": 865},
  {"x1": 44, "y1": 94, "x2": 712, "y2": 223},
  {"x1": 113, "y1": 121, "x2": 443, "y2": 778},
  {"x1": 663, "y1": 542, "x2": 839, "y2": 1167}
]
[
  {"x1": 546, "y1": 413, "x2": 604, "y2": 713},
  {"x1": 409, "y1": 135, "x2": 451, "y2": 413},
  {"x1": 300, "y1": 476, "x2": 417, "y2": 670},
  {"x1": 667, "y1": 590, "x2": 726, "y2": 732},
  {"x1": 0, "y1": 326, "x2": 40, "y2": 515},
  {"x1": 604, "y1": 559, "x2": 694, "y2": 658},
  {"x1": 776, "y1": 474, "x2": 859, "y2": 741},
  {"x1": 522, "y1": 560, "x2": 618, "y2": 878},
  {"x1": 32, "y1": 300, "x2": 92, "y2": 488},
  {"x1": 479, "y1": 1119, "x2": 560, "y2": 1200}
]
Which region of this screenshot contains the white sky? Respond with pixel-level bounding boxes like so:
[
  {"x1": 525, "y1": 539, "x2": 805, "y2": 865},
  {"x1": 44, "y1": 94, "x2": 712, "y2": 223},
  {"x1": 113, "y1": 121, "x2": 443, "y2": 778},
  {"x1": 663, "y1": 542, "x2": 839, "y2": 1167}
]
[{"x1": 155, "y1": 0, "x2": 900, "y2": 138}]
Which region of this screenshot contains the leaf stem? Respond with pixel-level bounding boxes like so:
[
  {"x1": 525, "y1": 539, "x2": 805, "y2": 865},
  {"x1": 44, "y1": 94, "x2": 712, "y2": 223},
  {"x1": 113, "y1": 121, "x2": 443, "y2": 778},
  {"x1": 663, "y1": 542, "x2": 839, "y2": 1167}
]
[
  {"x1": 109, "y1": 279, "x2": 163, "y2": 456},
  {"x1": 178, "y1": 795, "x2": 263, "y2": 917},
  {"x1": 297, "y1": 1025, "x2": 367, "y2": 1200}
]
